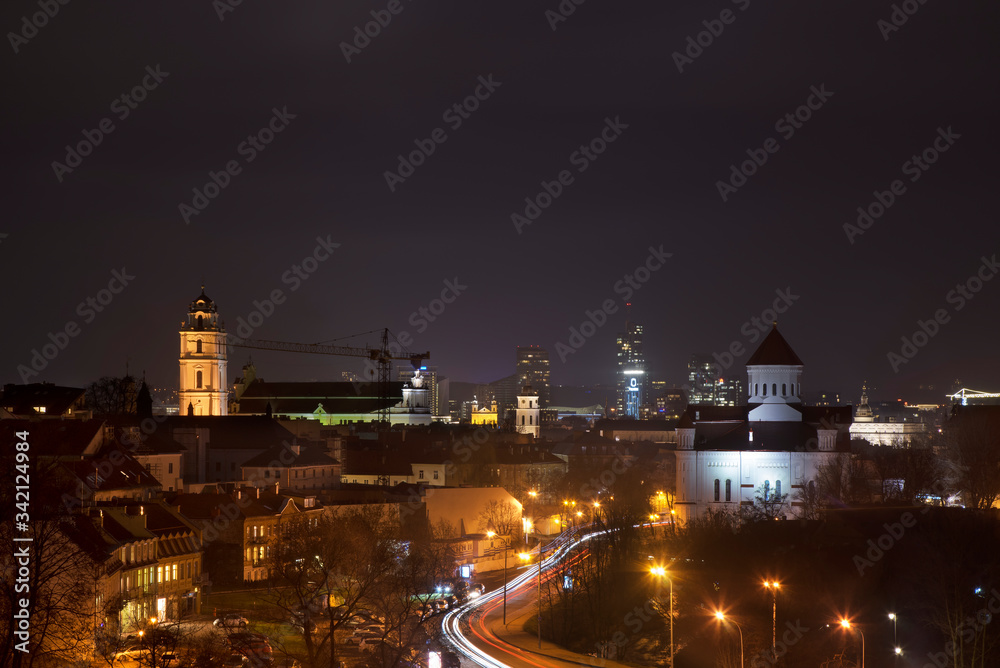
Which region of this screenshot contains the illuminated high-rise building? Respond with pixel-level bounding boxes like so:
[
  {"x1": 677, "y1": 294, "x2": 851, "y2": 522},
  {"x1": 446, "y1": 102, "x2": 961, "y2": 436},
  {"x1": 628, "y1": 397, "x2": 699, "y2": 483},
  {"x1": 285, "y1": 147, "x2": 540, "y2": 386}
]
[
  {"x1": 688, "y1": 354, "x2": 743, "y2": 407},
  {"x1": 615, "y1": 305, "x2": 648, "y2": 418},
  {"x1": 516, "y1": 345, "x2": 550, "y2": 408}
]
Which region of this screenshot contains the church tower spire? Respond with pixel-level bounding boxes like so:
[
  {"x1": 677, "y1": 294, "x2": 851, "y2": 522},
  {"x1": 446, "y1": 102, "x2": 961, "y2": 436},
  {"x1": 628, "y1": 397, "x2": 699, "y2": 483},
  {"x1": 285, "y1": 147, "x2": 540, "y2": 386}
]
[{"x1": 178, "y1": 287, "x2": 228, "y2": 416}]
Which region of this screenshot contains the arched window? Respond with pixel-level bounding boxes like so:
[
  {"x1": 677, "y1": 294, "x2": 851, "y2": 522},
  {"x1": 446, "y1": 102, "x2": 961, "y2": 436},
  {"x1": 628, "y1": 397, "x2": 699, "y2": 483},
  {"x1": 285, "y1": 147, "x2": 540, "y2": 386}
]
[
  {"x1": 196, "y1": 339, "x2": 202, "y2": 353},
  {"x1": 764, "y1": 480, "x2": 771, "y2": 501},
  {"x1": 755, "y1": 383, "x2": 759, "y2": 396},
  {"x1": 714, "y1": 479, "x2": 720, "y2": 502},
  {"x1": 808, "y1": 480, "x2": 816, "y2": 496},
  {"x1": 196, "y1": 315, "x2": 203, "y2": 329},
  {"x1": 782, "y1": 383, "x2": 786, "y2": 396},
  {"x1": 775, "y1": 480, "x2": 782, "y2": 498},
  {"x1": 725, "y1": 479, "x2": 732, "y2": 502},
  {"x1": 763, "y1": 384, "x2": 767, "y2": 397},
  {"x1": 196, "y1": 370, "x2": 203, "y2": 388},
  {"x1": 529, "y1": 415, "x2": 533, "y2": 425},
  {"x1": 772, "y1": 383, "x2": 777, "y2": 396},
  {"x1": 521, "y1": 415, "x2": 525, "y2": 425}
]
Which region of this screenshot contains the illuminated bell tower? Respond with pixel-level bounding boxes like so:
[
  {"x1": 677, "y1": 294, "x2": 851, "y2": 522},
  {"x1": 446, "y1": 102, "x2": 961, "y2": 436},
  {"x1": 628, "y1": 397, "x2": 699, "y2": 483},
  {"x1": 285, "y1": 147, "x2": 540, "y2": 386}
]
[
  {"x1": 515, "y1": 385, "x2": 540, "y2": 438},
  {"x1": 179, "y1": 287, "x2": 228, "y2": 416}
]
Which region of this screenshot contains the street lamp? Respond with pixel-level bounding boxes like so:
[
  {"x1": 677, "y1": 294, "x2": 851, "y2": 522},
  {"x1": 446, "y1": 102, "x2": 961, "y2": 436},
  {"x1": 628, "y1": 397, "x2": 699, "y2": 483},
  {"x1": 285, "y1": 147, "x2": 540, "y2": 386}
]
[
  {"x1": 888, "y1": 613, "x2": 899, "y2": 664},
  {"x1": 527, "y1": 490, "x2": 538, "y2": 545},
  {"x1": 487, "y1": 530, "x2": 510, "y2": 624},
  {"x1": 763, "y1": 580, "x2": 780, "y2": 657},
  {"x1": 650, "y1": 566, "x2": 673, "y2": 667},
  {"x1": 519, "y1": 552, "x2": 542, "y2": 649},
  {"x1": 839, "y1": 619, "x2": 865, "y2": 668},
  {"x1": 714, "y1": 611, "x2": 744, "y2": 668}
]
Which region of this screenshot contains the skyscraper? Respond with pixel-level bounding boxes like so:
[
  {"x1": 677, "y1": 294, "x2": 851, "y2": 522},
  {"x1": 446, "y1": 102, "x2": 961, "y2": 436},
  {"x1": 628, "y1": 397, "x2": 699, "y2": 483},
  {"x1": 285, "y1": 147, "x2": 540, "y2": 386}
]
[
  {"x1": 516, "y1": 345, "x2": 551, "y2": 407},
  {"x1": 615, "y1": 305, "x2": 648, "y2": 418},
  {"x1": 687, "y1": 354, "x2": 744, "y2": 407}
]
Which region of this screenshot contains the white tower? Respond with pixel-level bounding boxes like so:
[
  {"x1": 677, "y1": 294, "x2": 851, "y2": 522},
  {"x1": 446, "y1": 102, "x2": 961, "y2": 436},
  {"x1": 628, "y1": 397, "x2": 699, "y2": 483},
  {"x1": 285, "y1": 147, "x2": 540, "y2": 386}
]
[
  {"x1": 515, "y1": 385, "x2": 540, "y2": 438},
  {"x1": 746, "y1": 323, "x2": 803, "y2": 422},
  {"x1": 179, "y1": 288, "x2": 228, "y2": 416}
]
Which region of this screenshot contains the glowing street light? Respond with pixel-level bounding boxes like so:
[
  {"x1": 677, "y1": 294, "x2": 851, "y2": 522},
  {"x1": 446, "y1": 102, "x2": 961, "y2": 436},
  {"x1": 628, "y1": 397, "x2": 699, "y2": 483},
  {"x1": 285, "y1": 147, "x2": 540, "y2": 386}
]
[
  {"x1": 487, "y1": 530, "x2": 510, "y2": 624},
  {"x1": 714, "y1": 611, "x2": 744, "y2": 668},
  {"x1": 651, "y1": 566, "x2": 673, "y2": 667},
  {"x1": 763, "y1": 580, "x2": 780, "y2": 656},
  {"x1": 839, "y1": 618, "x2": 865, "y2": 668},
  {"x1": 888, "y1": 613, "x2": 899, "y2": 664}
]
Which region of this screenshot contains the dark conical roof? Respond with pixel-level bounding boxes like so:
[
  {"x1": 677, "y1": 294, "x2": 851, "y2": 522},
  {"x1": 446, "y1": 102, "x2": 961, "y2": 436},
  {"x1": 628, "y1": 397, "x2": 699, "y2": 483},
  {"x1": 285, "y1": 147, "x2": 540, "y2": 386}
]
[
  {"x1": 746, "y1": 323, "x2": 803, "y2": 366},
  {"x1": 189, "y1": 286, "x2": 217, "y2": 313}
]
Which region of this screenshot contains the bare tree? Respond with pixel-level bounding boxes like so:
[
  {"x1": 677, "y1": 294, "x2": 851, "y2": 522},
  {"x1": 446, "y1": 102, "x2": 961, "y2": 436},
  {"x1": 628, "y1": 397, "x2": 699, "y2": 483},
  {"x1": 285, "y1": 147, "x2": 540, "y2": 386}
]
[
  {"x1": 85, "y1": 376, "x2": 138, "y2": 416},
  {"x1": 944, "y1": 407, "x2": 1000, "y2": 510},
  {"x1": 476, "y1": 498, "x2": 523, "y2": 542}
]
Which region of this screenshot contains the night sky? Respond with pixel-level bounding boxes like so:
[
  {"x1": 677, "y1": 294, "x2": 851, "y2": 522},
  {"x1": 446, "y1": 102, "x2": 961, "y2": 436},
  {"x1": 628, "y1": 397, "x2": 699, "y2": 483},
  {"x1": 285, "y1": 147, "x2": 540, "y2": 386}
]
[{"x1": 4, "y1": 0, "x2": 998, "y2": 400}]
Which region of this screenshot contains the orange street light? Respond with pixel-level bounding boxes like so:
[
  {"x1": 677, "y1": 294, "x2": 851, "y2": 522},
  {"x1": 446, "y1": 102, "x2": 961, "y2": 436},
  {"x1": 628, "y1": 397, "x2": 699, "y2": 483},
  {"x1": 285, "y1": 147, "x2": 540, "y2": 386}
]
[
  {"x1": 839, "y1": 619, "x2": 865, "y2": 668},
  {"x1": 763, "y1": 581, "x2": 781, "y2": 656},
  {"x1": 714, "y1": 611, "x2": 744, "y2": 668},
  {"x1": 651, "y1": 567, "x2": 673, "y2": 666}
]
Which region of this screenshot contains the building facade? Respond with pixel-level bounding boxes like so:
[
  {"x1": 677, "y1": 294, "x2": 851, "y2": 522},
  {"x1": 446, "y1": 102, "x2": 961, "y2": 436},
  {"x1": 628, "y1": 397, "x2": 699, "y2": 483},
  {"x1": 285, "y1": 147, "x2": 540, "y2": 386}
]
[
  {"x1": 674, "y1": 325, "x2": 850, "y2": 521},
  {"x1": 178, "y1": 288, "x2": 228, "y2": 416}
]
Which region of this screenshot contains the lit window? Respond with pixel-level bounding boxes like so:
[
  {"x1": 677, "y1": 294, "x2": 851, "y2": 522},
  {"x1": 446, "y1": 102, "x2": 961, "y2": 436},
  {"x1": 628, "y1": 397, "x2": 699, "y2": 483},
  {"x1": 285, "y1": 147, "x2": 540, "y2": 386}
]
[{"x1": 34, "y1": 406, "x2": 46, "y2": 414}]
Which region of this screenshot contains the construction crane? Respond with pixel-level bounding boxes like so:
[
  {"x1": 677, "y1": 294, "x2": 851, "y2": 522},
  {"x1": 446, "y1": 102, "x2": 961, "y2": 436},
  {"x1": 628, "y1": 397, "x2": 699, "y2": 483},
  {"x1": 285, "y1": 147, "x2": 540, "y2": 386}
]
[{"x1": 228, "y1": 328, "x2": 429, "y2": 425}]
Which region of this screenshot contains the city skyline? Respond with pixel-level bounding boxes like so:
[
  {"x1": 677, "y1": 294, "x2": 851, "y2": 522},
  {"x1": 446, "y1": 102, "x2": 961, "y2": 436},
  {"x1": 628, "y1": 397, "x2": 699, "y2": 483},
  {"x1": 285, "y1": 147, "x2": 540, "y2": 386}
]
[{"x1": 4, "y1": 1, "x2": 998, "y2": 400}]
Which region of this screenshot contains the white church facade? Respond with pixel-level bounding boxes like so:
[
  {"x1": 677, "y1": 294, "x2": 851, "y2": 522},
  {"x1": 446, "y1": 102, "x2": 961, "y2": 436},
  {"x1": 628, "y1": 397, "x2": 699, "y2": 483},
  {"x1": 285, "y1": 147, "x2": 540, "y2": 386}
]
[{"x1": 674, "y1": 324, "x2": 852, "y2": 522}]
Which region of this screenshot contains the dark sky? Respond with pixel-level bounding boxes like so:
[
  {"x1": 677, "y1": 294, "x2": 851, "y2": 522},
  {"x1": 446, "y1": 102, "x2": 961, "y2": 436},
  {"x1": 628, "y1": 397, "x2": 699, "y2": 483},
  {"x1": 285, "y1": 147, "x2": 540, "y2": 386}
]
[{"x1": 4, "y1": 0, "x2": 998, "y2": 401}]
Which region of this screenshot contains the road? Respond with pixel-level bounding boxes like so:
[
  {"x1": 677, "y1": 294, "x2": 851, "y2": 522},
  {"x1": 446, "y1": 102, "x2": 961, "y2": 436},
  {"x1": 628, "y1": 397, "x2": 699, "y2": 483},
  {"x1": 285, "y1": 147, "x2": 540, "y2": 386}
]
[{"x1": 440, "y1": 525, "x2": 654, "y2": 668}]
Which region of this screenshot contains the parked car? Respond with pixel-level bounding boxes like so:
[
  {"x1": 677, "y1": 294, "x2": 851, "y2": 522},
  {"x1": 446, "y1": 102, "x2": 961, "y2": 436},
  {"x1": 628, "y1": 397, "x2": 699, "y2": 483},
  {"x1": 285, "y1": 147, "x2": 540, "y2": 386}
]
[
  {"x1": 345, "y1": 631, "x2": 380, "y2": 646},
  {"x1": 354, "y1": 609, "x2": 384, "y2": 623},
  {"x1": 215, "y1": 614, "x2": 249, "y2": 628},
  {"x1": 359, "y1": 637, "x2": 388, "y2": 652},
  {"x1": 434, "y1": 600, "x2": 449, "y2": 612}
]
